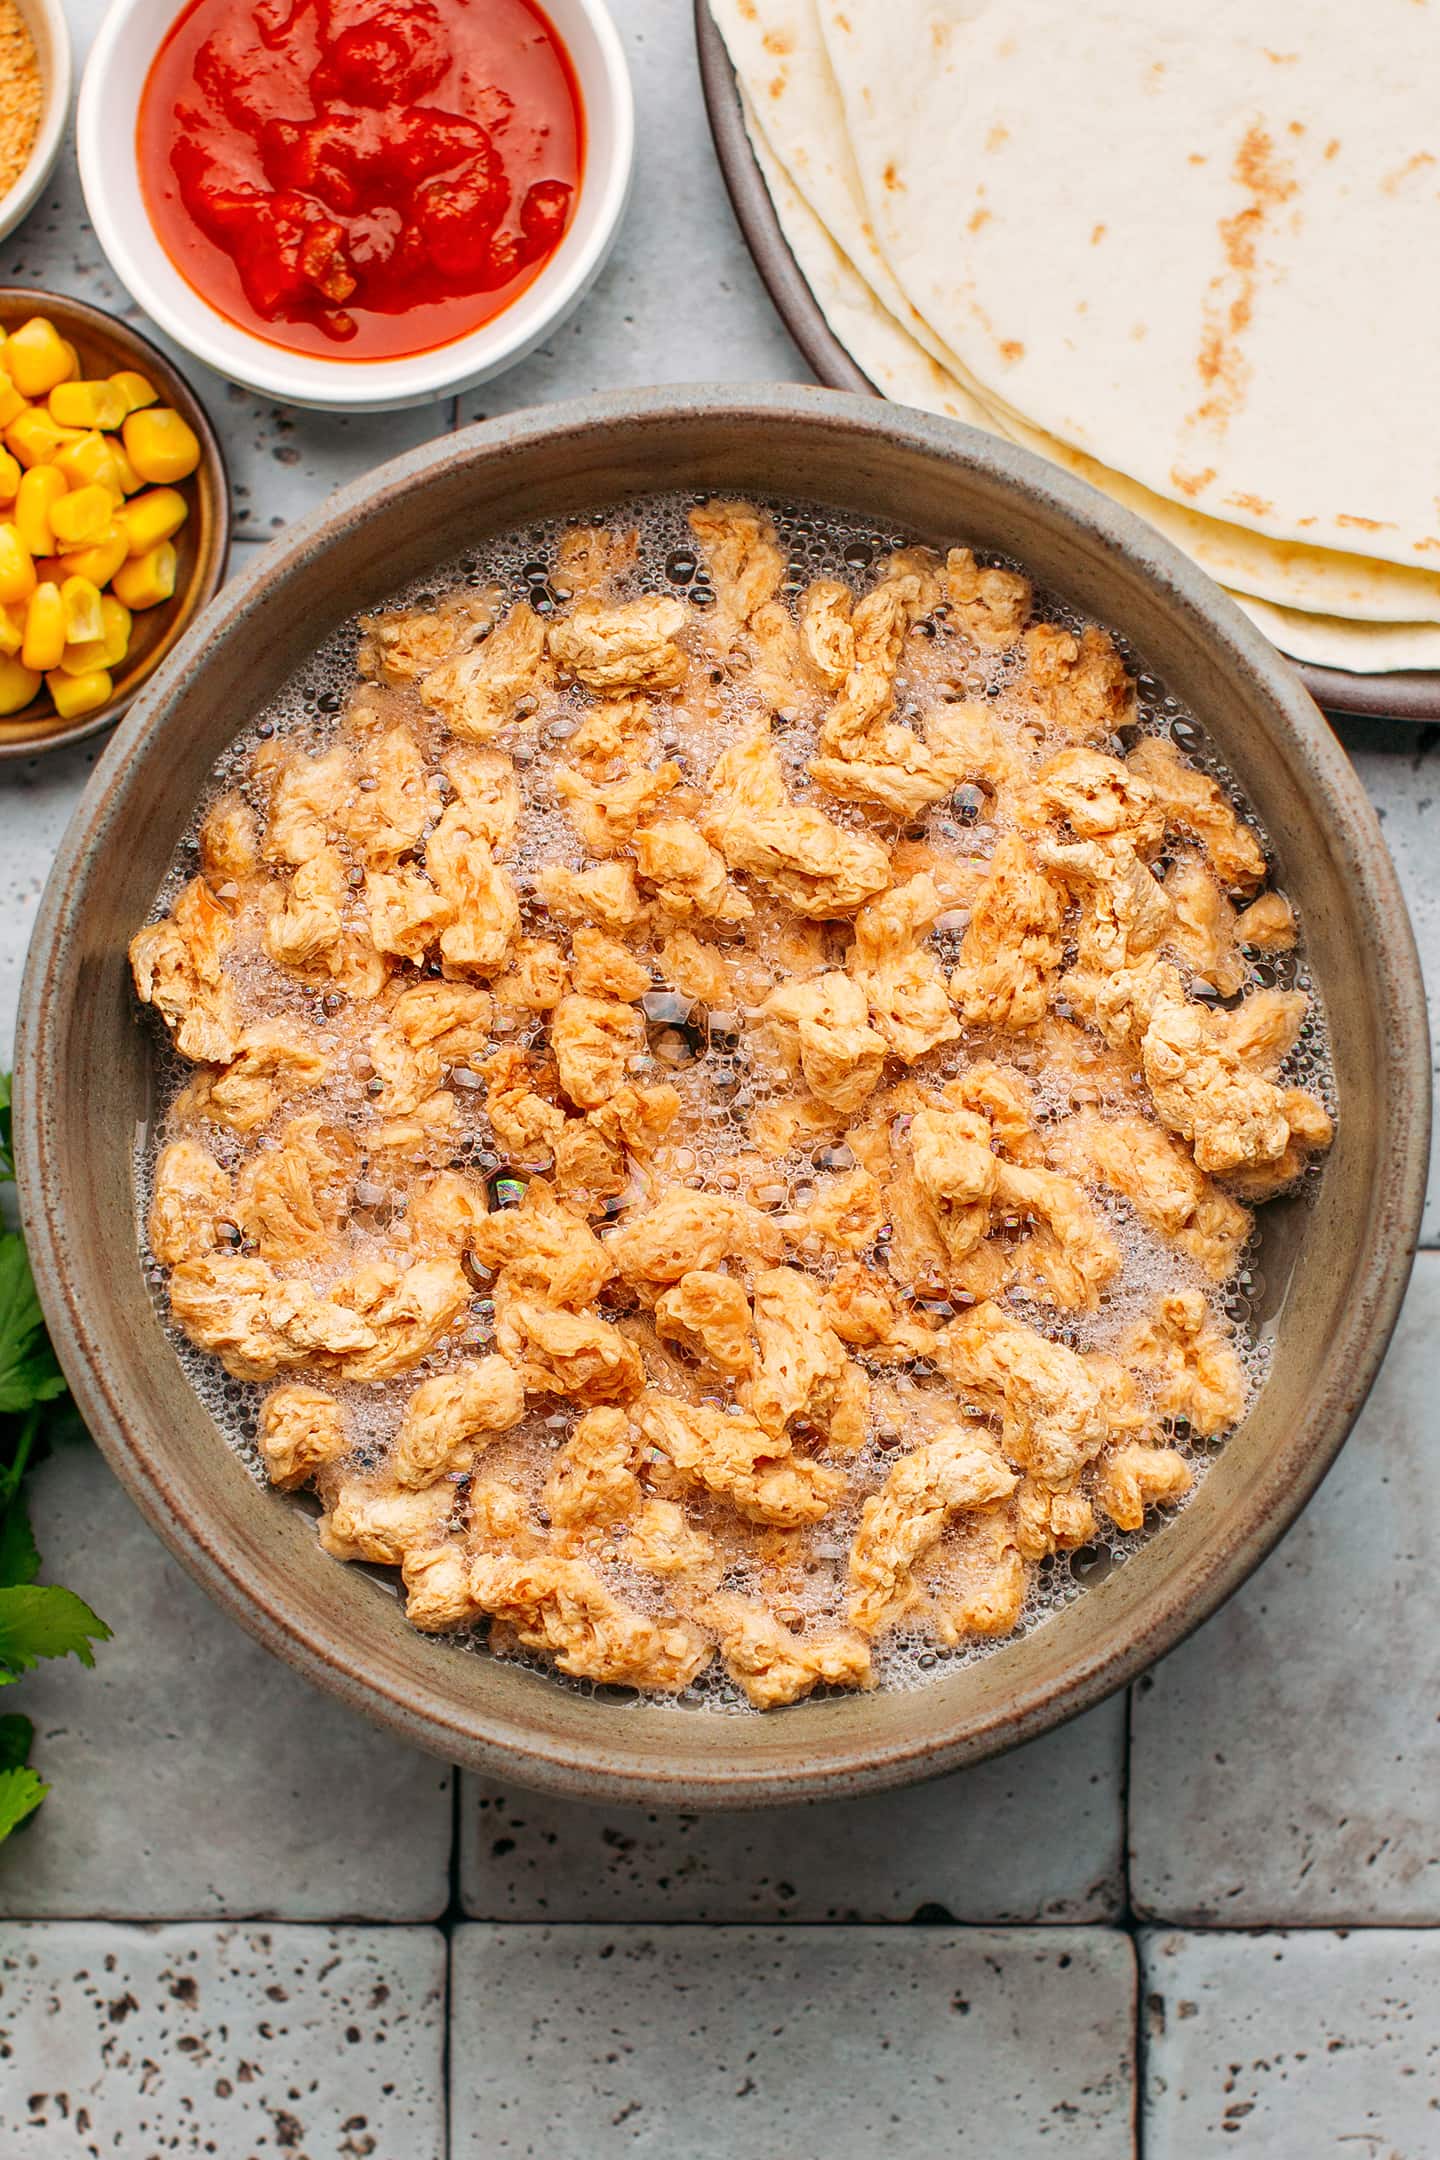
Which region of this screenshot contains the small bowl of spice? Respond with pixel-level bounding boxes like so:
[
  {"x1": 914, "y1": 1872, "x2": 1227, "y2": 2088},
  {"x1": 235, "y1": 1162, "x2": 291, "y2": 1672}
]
[
  {"x1": 0, "y1": 0, "x2": 71, "y2": 245},
  {"x1": 77, "y1": 0, "x2": 633, "y2": 411}
]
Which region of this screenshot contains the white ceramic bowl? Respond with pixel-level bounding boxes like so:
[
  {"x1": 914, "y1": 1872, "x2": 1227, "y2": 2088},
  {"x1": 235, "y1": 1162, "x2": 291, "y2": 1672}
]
[
  {"x1": 0, "y1": 0, "x2": 71, "y2": 246},
  {"x1": 77, "y1": 0, "x2": 633, "y2": 411}
]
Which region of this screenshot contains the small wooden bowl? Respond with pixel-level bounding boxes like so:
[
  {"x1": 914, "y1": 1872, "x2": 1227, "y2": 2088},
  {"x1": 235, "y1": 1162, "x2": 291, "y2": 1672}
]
[{"x1": 0, "y1": 288, "x2": 230, "y2": 760}]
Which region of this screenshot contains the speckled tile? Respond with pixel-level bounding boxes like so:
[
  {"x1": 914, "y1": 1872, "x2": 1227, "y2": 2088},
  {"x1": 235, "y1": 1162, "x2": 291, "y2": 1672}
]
[
  {"x1": 0, "y1": 1922, "x2": 446, "y2": 2154},
  {"x1": 458, "y1": 1695, "x2": 1124, "y2": 1923},
  {"x1": 456, "y1": 0, "x2": 807, "y2": 423},
  {"x1": 1129, "y1": 1252, "x2": 1440, "y2": 1924},
  {"x1": 1334, "y1": 715, "x2": 1439, "y2": 1245},
  {"x1": 0, "y1": 1443, "x2": 452, "y2": 1920},
  {"x1": 1142, "y1": 1929, "x2": 1440, "y2": 2157},
  {"x1": 450, "y1": 1924, "x2": 1137, "y2": 2158}
]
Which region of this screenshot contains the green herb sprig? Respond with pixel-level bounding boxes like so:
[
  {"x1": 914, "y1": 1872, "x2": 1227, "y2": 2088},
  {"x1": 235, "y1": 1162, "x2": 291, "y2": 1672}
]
[{"x1": 0, "y1": 1071, "x2": 110, "y2": 1840}]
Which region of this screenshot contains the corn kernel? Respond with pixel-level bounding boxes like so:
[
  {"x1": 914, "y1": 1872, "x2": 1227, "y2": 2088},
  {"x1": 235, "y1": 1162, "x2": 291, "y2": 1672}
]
[
  {"x1": 121, "y1": 485, "x2": 188, "y2": 557},
  {"x1": 0, "y1": 371, "x2": 25, "y2": 428},
  {"x1": 0, "y1": 523, "x2": 35, "y2": 604},
  {"x1": 15, "y1": 465, "x2": 68, "y2": 556},
  {"x1": 48, "y1": 484, "x2": 115, "y2": 549},
  {"x1": 0, "y1": 447, "x2": 21, "y2": 503},
  {"x1": 22, "y1": 582, "x2": 66, "y2": 671},
  {"x1": 60, "y1": 574, "x2": 104, "y2": 645},
  {"x1": 0, "y1": 602, "x2": 24, "y2": 655},
  {"x1": 52, "y1": 430, "x2": 126, "y2": 497},
  {"x1": 123, "y1": 408, "x2": 201, "y2": 484},
  {"x1": 112, "y1": 540, "x2": 177, "y2": 610},
  {"x1": 108, "y1": 369, "x2": 158, "y2": 416},
  {"x1": 110, "y1": 441, "x2": 143, "y2": 494},
  {"x1": 58, "y1": 339, "x2": 80, "y2": 384},
  {"x1": 98, "y1": 592, "x2": 131, "y2": 665},
  {"x1": 45, "y1": 666, "x2": 113, "y2": 719},
  {"x1": 6, "y1": 317, "x2": 75, "y2": 399},
  {"x1": 5, "y1": 407, "x2": 85, "y2": 470},
  {"x1": 50, "y1": 380, "x2": 127, "y2": 431},
  {"x1": 57, "y1": 526, "x2": 127, "y2": 586},
  {"x1": 0, "y1": 656, "x2": 40, "y2": 713}
]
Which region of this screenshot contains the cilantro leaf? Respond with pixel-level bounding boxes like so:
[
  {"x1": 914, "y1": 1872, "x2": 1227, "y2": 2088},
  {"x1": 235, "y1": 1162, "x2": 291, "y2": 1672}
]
[
  {"x1": 0, "y1": 1071, "x2": 11, "y2": 1182},
  {"x1": 0, "y1": 1235, "x2": 67, "y2": 1415},
  {"x1": 0, "y1": 1712, "x2": 33, "y2": 1771},
  {"x1": 0, "y1": 1583, "x2": 111, "y2": 1680},
  {"x1": 0, "y1": 1499, "x2": 39, "y2": 1587},
  {"x1": 0, "y1": 1765, "x2": 47, "y2": 1838}
]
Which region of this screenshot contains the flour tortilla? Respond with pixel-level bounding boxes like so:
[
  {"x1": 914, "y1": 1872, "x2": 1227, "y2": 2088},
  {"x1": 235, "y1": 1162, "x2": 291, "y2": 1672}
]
[
  {"x1": 818, "y1": 0, "x2": 1440, "y2": 570},
  {"x1": 743, "y1": 94, "x2": 1440, "y2": 629},
  {"x1": 1226, "y1": 595, "x2": 1440, "y2": 675},
  {"x1": 708, "y1": 0, "x2": 971, "y2": 378}
]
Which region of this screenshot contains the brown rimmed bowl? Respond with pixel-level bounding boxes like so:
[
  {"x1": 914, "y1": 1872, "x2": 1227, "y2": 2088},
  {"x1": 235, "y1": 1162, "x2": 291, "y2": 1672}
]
[
  {"x1": 693, "y1": 0, "x2": 1440, "y2": 726},
  {"x1": 14, "y1": 385, "x2": 1431, "y2": 1807},
  {"x1": 0, "y1": 288, "x2": 230, "y2": 760}
]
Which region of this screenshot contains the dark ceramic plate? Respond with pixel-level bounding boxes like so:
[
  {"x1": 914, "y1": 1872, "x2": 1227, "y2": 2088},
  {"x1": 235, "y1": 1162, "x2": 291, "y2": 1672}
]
[{"x1": 694, "y1": 0, "x2": 1440, "y2": 724}]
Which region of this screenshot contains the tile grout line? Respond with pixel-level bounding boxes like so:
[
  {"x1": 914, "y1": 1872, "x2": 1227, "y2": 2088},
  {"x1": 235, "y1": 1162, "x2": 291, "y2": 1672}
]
[{"x1": 1123, "y1": 1681, "x2": 1147, "y2": 2160}]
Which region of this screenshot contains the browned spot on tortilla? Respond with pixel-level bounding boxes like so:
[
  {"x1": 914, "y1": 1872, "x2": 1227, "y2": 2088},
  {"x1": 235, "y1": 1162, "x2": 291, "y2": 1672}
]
[
  {"x1": 1225, "y1": 492, "x2": 1274, "y2": 516},
  {"x1": 1171, "y1": 466, "x2": 1217, "y2": 498},
  {"x1": 986, "y1": 124, "x2": 1009, "y2": 152},
  {"x1": 1381, "y1": 150, "x2": 1437, "y2": 193},
  {"x1": 883, "y1": 161, "x2": 904, "y2": 193},
  {"x1": 1091, "y1": 223, "x2": 1107, "y2": 245},
  {"x1": 1130, "y1": 322, "x2": 1148, "y2": 341},
  {"x1": 1336, "y1": 513, "x2": 1394, "y2": 531},
  {"x1": 1143, "y1": 61, "x2": 1166, "y2": 91},
  {"x1": 1297, "y1": 517, "x2": 1316, "y2": 527},
  {"x1": 762, "y1": 30, "x2": 793, "y2": 55},
  {"x1": 1324, "y1": 138, "x2": 1341, "y2": 159},
  {"x1": 1415, "y1": 537, "x2": 1440, "y2": 555},
  {"x1": 998, "y1": 340, "x2": 1025, "y2": 362},
  {"x1": 1186, "y1": 124, "x2": 1299, "y2": 437},
  {"x1": 834, "y1": 10, "x2": 852, "y2": 30},
  {"x1": 1189, "y1": 152, "x2": 1208, "y2": 165},
  {"x1": 1263, "y1": 49, "x2": 1299, "y2": 62},
  {"x1": 736, "y1": 0, "x2": 756, "y2": 17},
  {"x1": 968, "y1": 207, "x2": 993, "y2": 234},
  {"x1": 768, "y1": 74, "x2": 785, "y2": 100},
  {"x1": 1288, "y1": 120, "x2": 1306, "y2": 135}
]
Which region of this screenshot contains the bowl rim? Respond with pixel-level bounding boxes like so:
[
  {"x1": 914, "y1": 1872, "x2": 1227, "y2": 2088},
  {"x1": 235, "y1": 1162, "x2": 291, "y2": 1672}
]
[
  {"x1": 75, "y1": 0, "x2": 635, "y2": 412},
  {"x1": 14, "y1": 383, "x2": 1432, "y2": 1805},
  {"x1": 0, "y1": 286, "x2": 232, "y2": 761},
  {"x1": 0, "y1": 0, "x2": 72, "y2": 248}
]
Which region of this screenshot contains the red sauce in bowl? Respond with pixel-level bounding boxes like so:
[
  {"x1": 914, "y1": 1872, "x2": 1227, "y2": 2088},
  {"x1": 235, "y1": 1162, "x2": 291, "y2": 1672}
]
[{"x1": 138, "y1": 0, "x2": 583, "y2": 361}]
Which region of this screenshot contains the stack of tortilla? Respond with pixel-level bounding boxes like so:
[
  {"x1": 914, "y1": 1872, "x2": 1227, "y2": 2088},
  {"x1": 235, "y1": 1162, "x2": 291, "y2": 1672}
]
[{"x1": 709, "y1": 0, "x2": 1440, "y2": 674}]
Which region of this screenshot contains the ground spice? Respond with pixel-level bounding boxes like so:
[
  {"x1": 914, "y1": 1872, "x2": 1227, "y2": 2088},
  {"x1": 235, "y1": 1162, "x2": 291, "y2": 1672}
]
[{"x1": 0, "y1": 0, "x2": 41, "y2": 202}]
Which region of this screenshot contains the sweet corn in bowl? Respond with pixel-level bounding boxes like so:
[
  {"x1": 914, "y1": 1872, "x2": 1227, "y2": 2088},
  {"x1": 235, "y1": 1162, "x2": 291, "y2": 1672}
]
[{"x1": 0, "y1": 288, "x2": 229, "y2": 758}]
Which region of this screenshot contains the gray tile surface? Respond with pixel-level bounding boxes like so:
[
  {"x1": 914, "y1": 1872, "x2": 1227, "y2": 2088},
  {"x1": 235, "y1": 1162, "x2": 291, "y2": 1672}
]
[
  {"x1": 0, "y1": 1443, "x2": 452, "y2": 1920},
  {"x1": 0, "y1": 1922, "x2": 447, "y2": 2154},
  {"x1": 1129, "y1": 1252, "x2": 1440, "y2": 1925},
  {"x1": 1338, "y1": 717, "x2": 1440, "y2": 1244},
  {"x1": 459, "y1": 1697, "x2": 1125, "y2": 1923},
  {"x1": 457, "y1": 1, "x2": 806, "y2": 423},
  {"x1": 1142, "y1": 1928, "x2": 1440, "y2": 2157},
  {"x1": 450, "y1": 1924, "x2": 1137, "y2": 2158}
]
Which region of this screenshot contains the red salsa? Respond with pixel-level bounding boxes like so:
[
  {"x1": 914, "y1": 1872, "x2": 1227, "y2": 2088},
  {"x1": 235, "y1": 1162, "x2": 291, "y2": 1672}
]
[{"x1": 138, "y1": 0, "x2": 583, "y2": 360}]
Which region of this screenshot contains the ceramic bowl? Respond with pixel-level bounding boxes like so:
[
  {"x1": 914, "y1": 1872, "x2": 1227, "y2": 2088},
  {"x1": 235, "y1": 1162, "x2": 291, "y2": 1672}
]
[
  {"x1": 0, "y1": 0, "x2": 71, "y2": 248},
  {"x1": 15, "y1": 386, "x2": 1430, "y2": 1805},
  {"x1": 76, "y1": 0, "x2": 634, "y2": 411},
  {"x1": 0, "y1": 289, "x2": 230, "y2": 761}
]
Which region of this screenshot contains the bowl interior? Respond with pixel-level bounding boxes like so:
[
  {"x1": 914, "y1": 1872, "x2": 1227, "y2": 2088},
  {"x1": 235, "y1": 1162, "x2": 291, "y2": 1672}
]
[
  {"x1": 0, "y1": 289, "x2": 229, "y2": 760},
  {"x1": 19, "y1": 390, "x2": 1429, "y2": 1805},
  {"x1": 79, "y1": 0, "x2": 633, "y2": 410}
]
